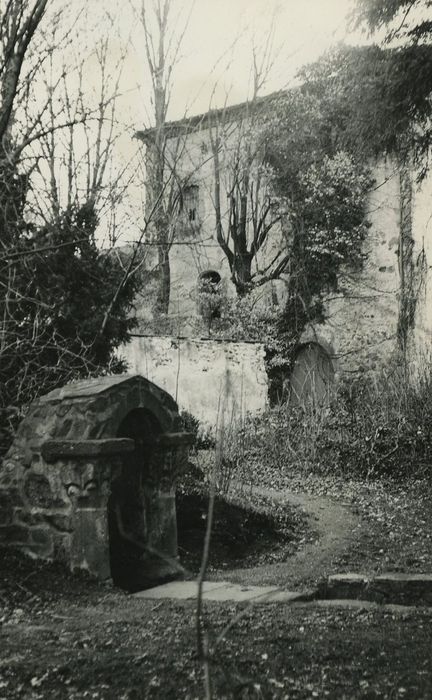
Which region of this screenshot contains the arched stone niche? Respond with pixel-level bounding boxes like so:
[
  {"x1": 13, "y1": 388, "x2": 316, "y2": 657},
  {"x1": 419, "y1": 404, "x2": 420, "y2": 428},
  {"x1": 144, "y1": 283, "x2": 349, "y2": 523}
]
[
  {"x1": 0, "y1": 375, "x2": 193, "y2": 590},
  {"x1": 289, "y1": 342, "x2": 335, "y2": 407}
]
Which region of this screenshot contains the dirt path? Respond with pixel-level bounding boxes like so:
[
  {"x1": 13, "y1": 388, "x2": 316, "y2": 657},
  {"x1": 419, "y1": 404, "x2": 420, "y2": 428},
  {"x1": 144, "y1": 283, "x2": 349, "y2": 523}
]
[{"x1": 209, "y1": 486, "x2": 360, "y2": 588}]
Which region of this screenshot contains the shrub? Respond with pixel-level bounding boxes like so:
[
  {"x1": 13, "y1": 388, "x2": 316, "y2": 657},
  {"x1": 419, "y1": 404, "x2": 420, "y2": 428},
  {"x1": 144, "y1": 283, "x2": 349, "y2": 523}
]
[
  {"x1": 217, "y1": 360, "x2": 432, "y2": 481},
  {"x1": 180, "y1": 410, "x2": 215, "y2": 450}
]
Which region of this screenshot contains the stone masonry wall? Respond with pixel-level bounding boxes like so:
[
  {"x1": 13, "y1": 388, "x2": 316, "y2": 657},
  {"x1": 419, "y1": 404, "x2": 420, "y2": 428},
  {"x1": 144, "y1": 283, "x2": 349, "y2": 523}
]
[{"x1": 0, "y1": 375, "x2": 183, "y2": 576}]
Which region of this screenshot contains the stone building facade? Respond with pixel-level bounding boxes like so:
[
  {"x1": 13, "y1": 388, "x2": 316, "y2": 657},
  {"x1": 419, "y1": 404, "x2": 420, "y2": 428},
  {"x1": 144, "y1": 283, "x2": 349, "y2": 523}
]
[{"x1": 125, "y1": 98, "x2": 432, "y2": 425}]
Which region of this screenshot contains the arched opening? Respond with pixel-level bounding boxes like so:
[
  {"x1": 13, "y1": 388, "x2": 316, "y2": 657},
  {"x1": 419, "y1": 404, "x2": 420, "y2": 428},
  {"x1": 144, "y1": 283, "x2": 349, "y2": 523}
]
[
  {"x1": 289, "y1": 342, "x2": 334, "y2": 408},
  {"x1": 198, "y1": 270, "x2": 223, "y2": 332},
  {"x1": 199, "y1": 269, "x2": 221, "y2": 287},
  {"x1": 108, "y1": 408, "x2": 163, "y2": 591}
]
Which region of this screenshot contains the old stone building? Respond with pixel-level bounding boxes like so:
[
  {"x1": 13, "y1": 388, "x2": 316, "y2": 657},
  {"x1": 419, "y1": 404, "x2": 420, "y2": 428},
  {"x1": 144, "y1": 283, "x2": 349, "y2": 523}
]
[{"x1": 121, "y1": 96, "x2": 432, "y2": 426}]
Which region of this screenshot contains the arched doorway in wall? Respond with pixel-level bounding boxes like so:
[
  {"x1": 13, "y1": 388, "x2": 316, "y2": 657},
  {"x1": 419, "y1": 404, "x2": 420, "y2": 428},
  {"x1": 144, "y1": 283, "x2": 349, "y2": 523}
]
[
  {"x1": 108, "y1": 408, "x2": 163, "y2": 591},
  {"x1": 197, "y1": 269, "x2": 223, "y2": 331},
  {"x1": 289, "y1": 342, "x2": 335, "y2": 407}
]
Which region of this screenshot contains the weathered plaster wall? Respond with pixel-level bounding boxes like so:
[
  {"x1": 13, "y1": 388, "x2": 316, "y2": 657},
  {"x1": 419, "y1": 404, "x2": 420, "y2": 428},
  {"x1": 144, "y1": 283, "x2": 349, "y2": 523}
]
[
  {"x1": 309, "y1": 158, "x2": 402, "y2": 376},
  {"x1": 411, "y1": 168, "x2": 432, "y2": 367},
  {"x1": 135, "y1": 119, "x2": 432, "y2": 390},
  {"x1": 136, "y1": 118, "x2": 284, "y2": 333},
  {"x1": 120, "y1": 336, "x2": 268, "y2": 427},
  {"x1": 305, "y1": 157, "x2": 432, "y2": 378}
]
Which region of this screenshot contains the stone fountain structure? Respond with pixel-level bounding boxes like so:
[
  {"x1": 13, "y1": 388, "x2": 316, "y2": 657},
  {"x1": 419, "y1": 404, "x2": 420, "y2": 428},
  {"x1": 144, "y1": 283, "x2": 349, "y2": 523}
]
[{"x1": 0, "y1": 375, "x2": 193, "y2": 589}]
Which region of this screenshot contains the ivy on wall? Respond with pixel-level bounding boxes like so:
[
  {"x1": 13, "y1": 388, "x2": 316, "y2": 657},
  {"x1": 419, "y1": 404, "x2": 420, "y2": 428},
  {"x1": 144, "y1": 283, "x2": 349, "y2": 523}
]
[{"x1": 260, "y1": 44, "x2": 432, "y2": 395}]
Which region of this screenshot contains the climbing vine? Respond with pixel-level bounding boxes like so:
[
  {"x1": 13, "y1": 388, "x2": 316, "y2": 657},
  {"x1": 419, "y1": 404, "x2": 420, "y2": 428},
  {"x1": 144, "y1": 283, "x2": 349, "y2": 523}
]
[{"x1": 259, "y1": 44, "x2": 432, "y2": 396}]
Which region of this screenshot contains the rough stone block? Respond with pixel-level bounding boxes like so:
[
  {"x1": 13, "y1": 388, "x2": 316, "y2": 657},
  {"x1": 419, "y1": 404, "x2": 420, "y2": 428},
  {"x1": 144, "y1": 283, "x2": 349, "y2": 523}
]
[
  {"x1": 0, "y1": 524, "x2": 31, "y2": 545},
  {"x1": 24, "y1": 473, "x2": 53, "y2": 508},
  {"x1": 43, "y1": 513, "x2": 73, "y2": 532},
  {"x1": 29, "y1": 528, "x2": 53, "y2": 557},
  {"x1": 15, "y1": 509, "x2": 44, "y2": 526},
  {"x1": 71, "y1": 506, "x2": 111, "y2": 580},
  {"x1": 325, "y1": 573, "x2": 370, "y2": 600},
  {"x1": 52, "y1": 532, "x2": 72, "y2": 563},
  {"x1": 369, "y1": 573, "x2": 432, "y2": 605},
  {"x1": 41, "y1": 438, "x2": 135, "y2": 461},
  {"x1": 0, "y1": 491, "x2": 14, "y2": 525}
]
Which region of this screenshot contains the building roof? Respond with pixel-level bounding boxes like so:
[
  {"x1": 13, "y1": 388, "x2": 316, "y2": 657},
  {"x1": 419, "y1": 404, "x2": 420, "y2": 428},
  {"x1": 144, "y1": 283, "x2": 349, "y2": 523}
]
[{"x1": 135, "y1": 90, "x2": 286, "y2": 143}]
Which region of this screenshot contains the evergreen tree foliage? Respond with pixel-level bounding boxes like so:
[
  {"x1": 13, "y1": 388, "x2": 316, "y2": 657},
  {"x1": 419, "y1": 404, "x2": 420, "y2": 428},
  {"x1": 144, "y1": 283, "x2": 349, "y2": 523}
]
[{"x1": 0, "y1": 188, "x2": 139, "y2": 456}]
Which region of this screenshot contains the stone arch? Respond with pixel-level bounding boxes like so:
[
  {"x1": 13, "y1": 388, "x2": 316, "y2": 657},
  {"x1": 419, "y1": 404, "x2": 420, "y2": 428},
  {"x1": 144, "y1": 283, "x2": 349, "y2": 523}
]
[
  {"x1": 39, "y1": 373, "x2": 181, "y2": 443},
  {"x1": 199, "y1": 269, "x2": 221, "y2": 287},
  {"x1": 0, "y1": 375, "x2": 192, "y2": 589},
  {"x1": 289, "y1": 342, "x2": 335, "y2": 407}
]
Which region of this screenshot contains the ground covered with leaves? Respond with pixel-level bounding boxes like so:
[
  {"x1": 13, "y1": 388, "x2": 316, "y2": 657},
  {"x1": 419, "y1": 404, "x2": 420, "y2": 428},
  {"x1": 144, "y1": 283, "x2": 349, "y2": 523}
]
[
  {"x1": 190, "y1": 451, "x2": 432, "y2": 587},
  {"x1": 176, "y1": 491, "x2": 310, "y2": 573},
  {"x1": 203, "y1": 446, "x2": 432, "y2": 579},
  {"x1": 2, "y1": 465, "x2": 432, "y2": 698},
  {"x1": 1, "y1": 549, "x2": 432, "y2": 699}
]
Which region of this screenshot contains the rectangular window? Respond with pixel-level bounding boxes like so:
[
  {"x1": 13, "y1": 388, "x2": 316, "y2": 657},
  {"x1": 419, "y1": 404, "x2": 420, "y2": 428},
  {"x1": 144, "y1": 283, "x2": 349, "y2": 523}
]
[{"x1": 182, "y1": 184, "x2": 199, "y2": 224}]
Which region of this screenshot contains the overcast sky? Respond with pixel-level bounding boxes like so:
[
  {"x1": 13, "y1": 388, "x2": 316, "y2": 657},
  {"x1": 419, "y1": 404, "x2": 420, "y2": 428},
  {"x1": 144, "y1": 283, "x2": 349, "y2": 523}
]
[
  {"x1": 55, "y1": 0, "x2": 369, "y2": 245},
  {"x1": 163, "y1": 0, "x2": 362, "y2": 118},
  {"x1": 84, "y1": 0, "x2": 365, "y2": 125}
]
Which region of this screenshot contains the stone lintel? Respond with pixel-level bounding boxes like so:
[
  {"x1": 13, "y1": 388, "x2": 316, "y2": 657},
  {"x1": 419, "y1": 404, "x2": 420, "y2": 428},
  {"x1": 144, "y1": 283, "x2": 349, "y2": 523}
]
[{"x1": 42, "y1": 438, "x2": 135, "y2": 462}]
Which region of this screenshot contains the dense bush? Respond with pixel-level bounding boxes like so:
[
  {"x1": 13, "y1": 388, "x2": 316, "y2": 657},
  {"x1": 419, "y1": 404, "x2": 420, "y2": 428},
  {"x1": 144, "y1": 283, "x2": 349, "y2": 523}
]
[
  {"x1": 180, "y1": 410, "x2": 215, "y2": 450},
  {"x1": 0, "y1": 206, "x2": 140, "y2": 458},
  {"x1": 220, "y1": 361, "x2": 432, "y2": 480}
]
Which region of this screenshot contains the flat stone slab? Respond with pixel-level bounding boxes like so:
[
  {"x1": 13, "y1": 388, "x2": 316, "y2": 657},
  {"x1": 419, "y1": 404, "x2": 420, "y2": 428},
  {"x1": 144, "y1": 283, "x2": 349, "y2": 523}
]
[
  {"x1": 134, "y1": 581, "x2": 230, "y2": 600},
  {"x1": 263, "y1": 589, "x2": 317, "y2": 603},
  {"x1": 133, "y1": 581, "x2": 303, "y2": 602},
  {"x1": 202, "y1": 584, "x2": 279, "y2": 602}
]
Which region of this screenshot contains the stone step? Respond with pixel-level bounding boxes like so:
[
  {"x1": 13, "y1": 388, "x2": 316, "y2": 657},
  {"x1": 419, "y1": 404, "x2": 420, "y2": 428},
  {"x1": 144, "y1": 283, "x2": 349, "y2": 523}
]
[
  {"x1": 323, "y1": 573, "x2": 432, "y2": 606},
  {"x1": 133, "y1": 573, "x2": 432, "y2": 607},
  {"x1": 133, "y1": 581, "x2": 314, "y2": 603}
]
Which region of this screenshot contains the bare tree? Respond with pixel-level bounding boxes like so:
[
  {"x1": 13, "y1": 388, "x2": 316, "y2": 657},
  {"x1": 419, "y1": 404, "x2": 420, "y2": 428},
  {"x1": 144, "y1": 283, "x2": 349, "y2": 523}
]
[
  {"x1": 207, "y1": 34, "x2": 289, "y2": 296},
  {"x1": 0, "y1": 3, "x2": 142, "y2": 455},
  {"x1": 139, "y1": 0, "x2": 192, "y2": 314},
  {"x1": 0, "y1": 0, "x2": 48, "y2": 145},
  {"x1": 0, "y1": 0, "x2": 50, "y2": 242}
]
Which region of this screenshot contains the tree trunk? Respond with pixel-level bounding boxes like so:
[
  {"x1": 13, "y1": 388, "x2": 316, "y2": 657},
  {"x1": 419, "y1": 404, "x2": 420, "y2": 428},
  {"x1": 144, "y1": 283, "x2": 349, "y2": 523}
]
[
  {"x1": 155, "y1": 243, "x2": 171, "y2": 314},
  {"x1": 232, "y1": 253, "x2": 253, "y2": 296}
]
